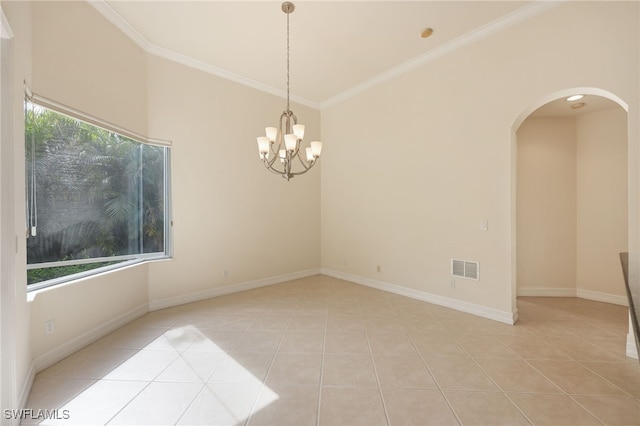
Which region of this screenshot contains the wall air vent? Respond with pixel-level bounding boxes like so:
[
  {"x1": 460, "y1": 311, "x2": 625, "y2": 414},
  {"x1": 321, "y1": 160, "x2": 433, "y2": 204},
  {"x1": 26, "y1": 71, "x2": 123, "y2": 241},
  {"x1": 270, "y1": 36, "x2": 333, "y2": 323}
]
[{"x1": 451, "y1": 259, "x2": 479, "y2": 280}]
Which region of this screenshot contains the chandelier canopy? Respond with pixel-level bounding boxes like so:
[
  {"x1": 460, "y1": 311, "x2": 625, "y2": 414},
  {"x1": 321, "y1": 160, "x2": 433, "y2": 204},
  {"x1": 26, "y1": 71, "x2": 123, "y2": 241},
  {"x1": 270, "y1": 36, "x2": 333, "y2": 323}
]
[{"x1": 256, "y1": 1, "x2": 322, "y2": 181}]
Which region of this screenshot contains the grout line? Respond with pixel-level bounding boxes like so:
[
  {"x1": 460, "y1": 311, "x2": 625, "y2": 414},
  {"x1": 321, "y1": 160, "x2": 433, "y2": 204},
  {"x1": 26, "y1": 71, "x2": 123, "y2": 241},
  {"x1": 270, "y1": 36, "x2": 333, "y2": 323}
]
[
  {"x1": 506, "y1": 331, "x2": 634, "y2": 426},
  {"x1": 402, "y1": 319, "x2": 464, "y2": 425},
  {"x1": 150, "y1": 322, "x2": 226, "y2": 425},
  {"x1": 413, "y1": 315, "x2": 537, "y2": 425},
  {"x1": 173, "y1": 383, "x2": 207, "y2": 426},
  {"x1": 315, "y1": 306, "x2": 328, "y2": 426},
  {"x1": 501, "y1": 392, "x2": 536, "y2": 426},
  {"x1": 243, "y1": 307, "x2": 292, "y2": 426},
  {"x1": 471, "y1": 339, "x2": 579, "y2": 426},
  {"x1": 104, "y1": 380, "x2": 154, "y2": 425},
  {"x1": 566, "y1": 394, "x2": 608, "y2": 426},
  {"x1": 518, "y1": 344, "x2": 633, "y2": 398},
  {"x1": 362, "y1": 328, "x2": 391, "y2": 425},
  {"x1": 575, "y1": 360, "x2": 635, "y2": 398}
]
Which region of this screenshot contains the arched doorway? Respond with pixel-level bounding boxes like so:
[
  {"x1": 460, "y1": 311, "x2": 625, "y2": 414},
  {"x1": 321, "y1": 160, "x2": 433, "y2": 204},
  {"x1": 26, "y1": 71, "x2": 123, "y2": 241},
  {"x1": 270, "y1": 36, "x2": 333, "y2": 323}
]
[{"x1": 511, "y1": 88, "x2": 635, "y2": 357}]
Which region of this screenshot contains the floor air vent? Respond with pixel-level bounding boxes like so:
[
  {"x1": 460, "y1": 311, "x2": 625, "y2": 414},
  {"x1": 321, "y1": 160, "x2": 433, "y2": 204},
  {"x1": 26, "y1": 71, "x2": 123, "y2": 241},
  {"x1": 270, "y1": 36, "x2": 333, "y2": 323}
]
[{"x1": 451, "y1": 259, "x2": 479, "y2": 280}]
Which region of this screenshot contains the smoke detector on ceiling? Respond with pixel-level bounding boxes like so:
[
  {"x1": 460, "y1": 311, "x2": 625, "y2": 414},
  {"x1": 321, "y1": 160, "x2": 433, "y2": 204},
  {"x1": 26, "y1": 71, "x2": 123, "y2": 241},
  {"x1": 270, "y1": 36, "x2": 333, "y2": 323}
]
[{"x1": 421, "y1": 28, "x2": 434, "y2": 38}]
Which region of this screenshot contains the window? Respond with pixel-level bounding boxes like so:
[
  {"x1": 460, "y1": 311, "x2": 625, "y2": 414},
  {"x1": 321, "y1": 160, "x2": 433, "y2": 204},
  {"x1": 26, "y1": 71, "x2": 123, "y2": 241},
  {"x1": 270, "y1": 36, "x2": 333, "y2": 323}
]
[{"x1": 25, "y1": 97, "x2": 171, "y2": 290}]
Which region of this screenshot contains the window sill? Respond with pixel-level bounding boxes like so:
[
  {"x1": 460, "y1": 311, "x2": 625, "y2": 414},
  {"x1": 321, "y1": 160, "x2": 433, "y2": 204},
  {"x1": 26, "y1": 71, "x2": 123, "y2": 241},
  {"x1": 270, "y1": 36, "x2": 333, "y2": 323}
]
[{"x1": 26, "y1": 255, "x2": 171, "y2": 295}]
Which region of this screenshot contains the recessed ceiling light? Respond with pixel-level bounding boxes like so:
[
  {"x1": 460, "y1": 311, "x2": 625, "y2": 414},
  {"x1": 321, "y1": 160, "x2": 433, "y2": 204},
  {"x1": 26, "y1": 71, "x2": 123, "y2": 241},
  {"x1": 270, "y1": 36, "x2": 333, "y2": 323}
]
[
  {"x1": 570, "y1": 102, "x2": 586, "y2": 110},
  {"x1": 566, "y1": 94, "x2": 585, "y2": 102},
  {"x1": 421, "y1": 28, "x2": 434, "y2": 38}
]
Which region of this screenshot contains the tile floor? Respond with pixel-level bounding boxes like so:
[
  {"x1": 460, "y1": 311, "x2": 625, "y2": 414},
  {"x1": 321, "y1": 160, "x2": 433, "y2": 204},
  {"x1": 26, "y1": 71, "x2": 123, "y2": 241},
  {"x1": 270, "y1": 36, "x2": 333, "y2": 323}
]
[{"x1": 23, "y1": 275, "x2": 640, "y2": 425}]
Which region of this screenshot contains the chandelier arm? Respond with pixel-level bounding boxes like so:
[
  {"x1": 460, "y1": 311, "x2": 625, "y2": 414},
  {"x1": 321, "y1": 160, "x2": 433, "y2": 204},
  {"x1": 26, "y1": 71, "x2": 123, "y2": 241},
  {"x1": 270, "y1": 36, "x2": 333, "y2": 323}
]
[
  {"x1": 262, "y1": 137, "x2": 281, "y2": 167},
  {"x1": 286, "y1": 151, "x2": 293, "y2": 177},
  {"x1": 262, "y1": 112, "x2": 289, "y2": 167},
  {"x1": 281, "y1": 111, "x2": 290, "y2": 135},
  {"x1": 287, "y1": 140, "x2": 301, "y2": 160},
  {"x1": 265, "y1": 164, "x2": 285, "y2": 175},
  {"x1": 265, "y1": 138, "x2": 282, "y2": 167},
  {"x1": 291, "y1": 145, "x2": 302, "y2": 161},
  {"x1": 283, "y1": 111, "x2": 305, "y2": 160},
  {"x1": 263, "y1": 158, "x2": 286, "y2": 175},
  {"x1": 282, "y1": 110, "x2": 295, "y2": 135},
  {"x1": 295, "y1": 152, "x2": 313, "y2": 170},
  {"x1": 289, "y1": 162, "x2": 316, "y2": 176},
  {"x1": 263, "y1": 154, "x2": 279, "y2": 169}
]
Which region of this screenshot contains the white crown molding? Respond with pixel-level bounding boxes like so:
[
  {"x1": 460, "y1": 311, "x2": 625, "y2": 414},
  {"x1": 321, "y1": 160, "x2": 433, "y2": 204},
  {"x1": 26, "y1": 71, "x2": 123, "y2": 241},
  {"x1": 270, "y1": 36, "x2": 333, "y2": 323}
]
[
  {"x1": 320, "y1": 0, "x2": 563, "y2": 109},
  {"x1": 88, "y1": 0, "x2": 320, "y2": 110},
  {"x1": 145, "y1": 42, "x2": 319, "y2": 110},
  {"x1": 89, "y1": 0, "x2": 562, "y2": 111},
  {"x1": 87, "y1": 0, "x2": 151, "y2": 50},
  {"x1": 1, "y1": 5, "x2": 14, "y2": 40}
]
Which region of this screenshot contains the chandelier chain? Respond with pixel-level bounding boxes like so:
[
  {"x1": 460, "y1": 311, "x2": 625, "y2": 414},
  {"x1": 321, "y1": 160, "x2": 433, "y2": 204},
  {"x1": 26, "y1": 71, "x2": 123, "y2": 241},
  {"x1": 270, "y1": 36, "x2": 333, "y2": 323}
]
[{"x1": 286, "y1": 9, "x2": 290, "y2": 112}]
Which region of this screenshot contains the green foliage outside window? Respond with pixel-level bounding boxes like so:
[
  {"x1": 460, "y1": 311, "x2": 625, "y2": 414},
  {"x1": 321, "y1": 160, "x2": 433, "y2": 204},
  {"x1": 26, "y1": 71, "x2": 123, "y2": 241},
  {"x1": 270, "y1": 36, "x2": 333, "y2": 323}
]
[{"x1": 25, "y1": 101, "x2": 169, "y2": 286}]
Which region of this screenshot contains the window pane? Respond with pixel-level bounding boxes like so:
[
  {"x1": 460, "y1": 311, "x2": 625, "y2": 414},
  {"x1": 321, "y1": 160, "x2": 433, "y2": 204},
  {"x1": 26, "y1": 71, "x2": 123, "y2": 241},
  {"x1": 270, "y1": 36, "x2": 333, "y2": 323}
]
[
  {"x1": 141, "y1": 142, "x2": 166, "y2": 254},
  {"x1": 25, "y1": 100, "x2": 169, "y2": 285}
]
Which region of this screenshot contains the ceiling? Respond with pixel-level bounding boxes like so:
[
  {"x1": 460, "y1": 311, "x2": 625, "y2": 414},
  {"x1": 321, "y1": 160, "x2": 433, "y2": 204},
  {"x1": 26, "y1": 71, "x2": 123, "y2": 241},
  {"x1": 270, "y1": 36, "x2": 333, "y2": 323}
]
[
  {"x1": 94, "y1": 1, "x2": 624, "y2": 116},
  {"x1": 97, "y1": 0, "x2": 554, "y2": 108}
]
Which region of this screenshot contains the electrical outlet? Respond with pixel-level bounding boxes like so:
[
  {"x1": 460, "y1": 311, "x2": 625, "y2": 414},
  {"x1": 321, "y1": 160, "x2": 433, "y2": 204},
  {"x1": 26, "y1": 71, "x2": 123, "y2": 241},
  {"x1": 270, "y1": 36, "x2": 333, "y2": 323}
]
[
  {"x1": 45, "y1": 319, "x2": 55, "y2": 335},
  {"x1": 223, "y1": 269, "x2": 229, "y2": 278},
  {"x1": 450, "y1": 279, "x2": 456, "y2": 288},
  {"x1": 376, "y1": 265, "x2": 382, "y2": 273}
]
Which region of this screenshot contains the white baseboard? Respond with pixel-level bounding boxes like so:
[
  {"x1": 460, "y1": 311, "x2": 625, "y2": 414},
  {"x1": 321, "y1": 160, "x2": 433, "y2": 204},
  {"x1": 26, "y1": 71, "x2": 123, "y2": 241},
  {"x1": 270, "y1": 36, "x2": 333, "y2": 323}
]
[
  {"x1": 577, "y1": 289, "x2": 628, "y2": 306},
  {"x1": 322, "y1": 269, "x2": 516, "y2": 325},
  {"x1": 148, "y1": 268, "x2": 322, "y2": 311},
  {"x1": 627, "y1": 332, "x2": 638, "y2": 359},
  {"x1": 18, "y1": 362, "x2": 36, "y2": 411},
  {"x1": 517, "y1": 287, "x2": 628, "y2": 306},
  {"x1": 517, "y1": 287, "x2": 577, "y2": 297},
  {"x1": 33, "y1": 303, "x2": 149, "y2": 373}
]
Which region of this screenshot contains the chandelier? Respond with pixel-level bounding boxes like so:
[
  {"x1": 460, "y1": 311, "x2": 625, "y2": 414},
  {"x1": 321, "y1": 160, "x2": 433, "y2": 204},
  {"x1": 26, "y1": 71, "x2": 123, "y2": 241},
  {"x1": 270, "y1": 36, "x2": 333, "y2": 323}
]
[{"x1": 257, "y1": 1, "x2": 322, "y2": 181}]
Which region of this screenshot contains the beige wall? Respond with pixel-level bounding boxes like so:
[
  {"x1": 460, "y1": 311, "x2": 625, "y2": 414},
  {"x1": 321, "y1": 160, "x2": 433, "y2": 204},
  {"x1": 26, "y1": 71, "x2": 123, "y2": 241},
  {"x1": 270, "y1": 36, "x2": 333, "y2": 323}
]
[
  {"x1": 321, "y1": 1, "x2": 639, "y2": 318},
  {"x1": 516, "y1": 109, "x2": 628, "y2": 301},
  {"x1": 2, "y1": 0, "x2": 32, "y2": 410},
  {"x1": 16, "y1": 0, "x2": 321, "y2": 365},
  {"x1": 31, "y1": 1, "x2": 147, "y2": 136},
  {"x1": 516, "y1": 117, "x2": 577, "y2": 294},
  {"x1": 28, "y1": 264, "x2": 149, "y2": 365},
  {"x1": 145, "y1": 54, "x2": 321, "y2": 303},
  {"x1": 25, "y1": 1, "x2": 150, "y2": 363},
  {"x1": 576, "y1": 108, "x2": 628, "y2": 298}
]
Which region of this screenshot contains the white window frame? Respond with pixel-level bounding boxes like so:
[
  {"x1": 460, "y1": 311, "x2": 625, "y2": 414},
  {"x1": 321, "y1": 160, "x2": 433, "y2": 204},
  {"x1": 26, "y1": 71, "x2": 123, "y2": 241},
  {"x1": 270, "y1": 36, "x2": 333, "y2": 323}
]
[{"x1": 25, "y1": 92, "x2": 172, "y2": 292}]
